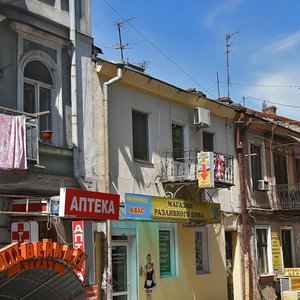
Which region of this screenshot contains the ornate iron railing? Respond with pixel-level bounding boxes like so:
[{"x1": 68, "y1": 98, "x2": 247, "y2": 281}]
[
  {"x1": 271, "y1": 183, "x2": 300, "y2": 210},
  {"x1": 159, "y1": 148, "x2": 234, "y2": 186}
]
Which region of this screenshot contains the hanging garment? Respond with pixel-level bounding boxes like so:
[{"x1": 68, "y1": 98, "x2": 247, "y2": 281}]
[
  {"x1": 0, "y1": 114, "x2": 27, "y2": 169},
  {"x1": 214, "y1": 153, "x2": 225, "y2": 180}
]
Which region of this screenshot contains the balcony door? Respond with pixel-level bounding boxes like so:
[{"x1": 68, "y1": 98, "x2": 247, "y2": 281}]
[
  {"x1": 172, "y1": 123, "x2": 187, "y2": 179},
  {"x1": 273, "y1": 153, "x2": 288, "y2": 184},
  {"x1": 112, "y1": 241, "x2": 129, "y2": 300},
  {"x1": 281, "y1": 228, "x2": 294, "y2": 268}
]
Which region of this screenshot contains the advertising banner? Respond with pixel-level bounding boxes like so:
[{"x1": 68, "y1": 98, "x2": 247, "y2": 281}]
[
  {"x1": 73, "y1": 221, "x2": 85, "y2": 283},
  {"x1": 271, "y1": 231, "x2": 282, "y2": 270},
  {"x1": 125, "y1": 193, "x2": 152, "y2": 220},
  {"x1": 125, "y1": 193, "x2": 221, "y2": 223},
  {"x1": 197, "y1": 152, "x2": 214, "y2": 188}
]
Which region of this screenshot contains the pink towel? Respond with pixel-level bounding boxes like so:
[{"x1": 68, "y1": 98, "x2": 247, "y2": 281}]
[{"x1": 0, "y1": 114, "x2": 27, "y2": 169}]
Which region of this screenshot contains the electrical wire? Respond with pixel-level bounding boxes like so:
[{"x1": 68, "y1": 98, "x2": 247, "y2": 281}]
[
  {"x1": 220, "y1": 81, "x2": 300, "y2": 89},
  {"x1": 244, "y1": 96, "x2": 300, "y2": 109},
  {"x1": 102, "y1": 0, "x2": 216, "y2": 98}
]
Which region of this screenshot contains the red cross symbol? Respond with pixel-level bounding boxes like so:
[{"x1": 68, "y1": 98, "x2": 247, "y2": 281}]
[{"x1": 11, "y1": 223, "x2": 30, "y2": 242}]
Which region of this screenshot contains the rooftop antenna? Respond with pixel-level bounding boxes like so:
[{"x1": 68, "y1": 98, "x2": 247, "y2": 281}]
[
  {"x1": 226, "y1": 31, "x2": 240, "y2": 99},
  {"x1": 114, "y1": 17, "x2": 134, "y2": 61}
]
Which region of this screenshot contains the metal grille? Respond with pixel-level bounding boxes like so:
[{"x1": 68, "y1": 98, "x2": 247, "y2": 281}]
[
  {"x1": 271, "y1": 183, "x2": 300, "y2": 209},
  {"x1": 159, "y1": 148, "x2": 234, "y2": 186}
]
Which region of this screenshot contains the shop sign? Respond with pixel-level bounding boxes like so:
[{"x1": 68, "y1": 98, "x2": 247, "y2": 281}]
[
  {"x1": 197, "y1": 152, "x2": 214, "y2": 188},
  {"x1": 290, "y1": 277, "x2": 300, "y2": 291},
  {"x1": 73, "y1": 221, "x2": 85, "y2": 282},
  {"x1": 125, "y1": 193, "x2": 152, "y2": 220},
  {"x1": 271, "y1": 231, "x2": 282, "y2": 270},
  {"x1": 59, "y1": 188, "x2": 120, "y2": 220},
  {"x1": 285, "y1": 268, "x2": 300, "y2": 277},
  {"x1": 0, "y1": 239, "x2": 87, "y2": 278},
  {"x1": 125, "y1": 193, "x2": 221, "y2": 223},
  {"x1": 11, "y1": 221, "x2": 38, "y2": 243}
]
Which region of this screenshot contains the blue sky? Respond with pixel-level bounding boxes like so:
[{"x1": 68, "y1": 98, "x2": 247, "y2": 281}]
[{"x1": 92, "y1": 0, "x2": 300, "y2": 120}]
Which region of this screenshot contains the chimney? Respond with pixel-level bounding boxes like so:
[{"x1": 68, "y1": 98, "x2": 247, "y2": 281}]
[{"x1": 262, "y1": 105, "x2": 277, "y2": 115}]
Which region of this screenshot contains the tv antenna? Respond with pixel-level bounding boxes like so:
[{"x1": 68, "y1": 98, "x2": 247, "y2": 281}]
[
  {"x1": 114, "y1": 17, "x2": 134, "y2": 61},
  {"x1": 226, "y1": 31, "x2": 240, "y2": 99}
]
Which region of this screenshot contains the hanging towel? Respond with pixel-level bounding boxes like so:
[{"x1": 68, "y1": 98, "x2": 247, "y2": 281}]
[{"x1": 0, "y1": 114, "x2": 27, "y2": 169}]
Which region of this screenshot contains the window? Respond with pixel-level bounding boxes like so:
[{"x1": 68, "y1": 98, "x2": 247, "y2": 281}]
[
  {"x1": 274, "y1": 153, "x2": 288, "y2": 184},
  {"x1": 172, "y1": 123, "x2": 184, "y2": 161},
  {"x1": 159, "y1": 224, "x2": 177, "y2": 278},
  {"x1": 203, "y1": 131, "x2": 214, "y2": 151},
  {"x1": 255, "y1": 226, "x2": 271, "y2": 274},
  {"x1": 23, "y1": 60, "x2": 53, "y2": 140},
  {"x1": 281, "y1": 228, "x2": 294, "y2": 268},
  {"x1": 132, "y1": 110, "x2": 149, "y2": 161},
  {"x1": 195, "y1": 227, "x2": 210, "y2": 274},
  {"x1": 251, "y1": 144, "x2": 262, "y2": 190},
  {"x1": 295, "y1": 159, "x2": 300, "y2": 183}
]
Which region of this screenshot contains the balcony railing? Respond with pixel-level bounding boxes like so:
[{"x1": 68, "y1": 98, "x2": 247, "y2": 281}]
[
  {"x1": 159, "y1": 148, "x2": 234, "y2": 187},
  {"x1": 271, "y1": 183, "x2": 300, "y2": 210},
  {"x1": 0, "y1": 106, "x2": 39, "y2": 165}
]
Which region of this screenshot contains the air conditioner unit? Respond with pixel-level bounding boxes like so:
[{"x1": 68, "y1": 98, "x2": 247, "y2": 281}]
[
  {"x1": 193, "y1": 107, "x2": 211, "y2": 128},
  {"x1": 257, "y1": 180, "x2": 270, "y2": 191}
]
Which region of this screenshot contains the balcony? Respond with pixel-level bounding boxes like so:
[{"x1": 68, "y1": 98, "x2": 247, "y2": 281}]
[
  {"x1": 0, "y1": 106, "x2": 39, "y2": 165},
  {"x1": 271, "y1": 183, "x2": 300, "y2": 210},
  {"x1": 159, "y1": 148, "x2": 234, "y2": 187}
]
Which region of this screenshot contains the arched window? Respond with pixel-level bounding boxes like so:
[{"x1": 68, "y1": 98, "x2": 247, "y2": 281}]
[{"x1": 23, "y1": 60, "x2": 53, "y2": 140}]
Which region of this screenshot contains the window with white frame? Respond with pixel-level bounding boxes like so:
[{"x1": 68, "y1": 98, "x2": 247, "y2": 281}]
[
  {"x1": 23, "y1": 60, "x2": 53, "y2": 141},
  {"x1": 132, "y1": 110, "x2": 149, "y2": 161},
  {"x1": 195, "y1": 227, "x2": 210, "y2": 274},
  {"x1": 255, "y1": 226, "x2": 272, "y2": 274},
  {"x1": 159, "y1": 224, "x2": 177, "y2": 278}
]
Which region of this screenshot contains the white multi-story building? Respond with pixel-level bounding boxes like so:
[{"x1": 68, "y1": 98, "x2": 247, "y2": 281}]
[{"x1": 93, "y1": 59, "x2": 243, "y2": 300}]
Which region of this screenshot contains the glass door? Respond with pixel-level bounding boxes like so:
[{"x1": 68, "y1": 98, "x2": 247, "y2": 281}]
[{"x1": 112, "y1": 242, "x2": 129, "y2": 300}]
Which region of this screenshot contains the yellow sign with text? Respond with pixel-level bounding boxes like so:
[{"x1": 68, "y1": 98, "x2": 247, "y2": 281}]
[
  {"x1": 152, "y1": 197, "x2": 221, "y2": 223},
  {"x1": 197, "y1": 152, "x2": 214, "y2": 188},
  {"x1": 271, "y1": 232, "x2": 282, "y2": 270},
  {"x1": 285, "y1": 268, "x2": 300, "y2": 277},
  {"x1": 290, "y1": 277, "x2": 300, "y2": 291}
]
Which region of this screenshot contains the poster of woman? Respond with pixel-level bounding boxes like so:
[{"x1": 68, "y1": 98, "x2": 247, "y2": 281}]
[{"x1": 144, "y1": 253, "x2": 156, "y2": 298}]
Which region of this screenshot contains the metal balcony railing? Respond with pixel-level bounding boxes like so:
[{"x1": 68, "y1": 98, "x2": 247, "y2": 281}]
[
  {"x1": 271, "y1": 183, "x2": 300, "y2": 210},
  {"x1": 159, "y1": 148, "x2": 234, "y2": 186},
  {"x1": 0, "y1": 106, "x2": 39, "y2": 165}
]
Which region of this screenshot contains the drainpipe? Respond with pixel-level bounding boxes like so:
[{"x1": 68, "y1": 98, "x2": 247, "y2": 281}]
[
  {"x1": 236, "y1": 109, "x2": 251, "y2": 300},
  {"x1": 69, "y1": 0, "x2": 88, "y2": 190},
  {"x1": 103, "y1": 61, "x2": 124, "y2": 300}
]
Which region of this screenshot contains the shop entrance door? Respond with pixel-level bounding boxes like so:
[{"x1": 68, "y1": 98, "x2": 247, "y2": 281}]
[{"x1": 112, "y1": 241, "x2": 129, "y2": 300}]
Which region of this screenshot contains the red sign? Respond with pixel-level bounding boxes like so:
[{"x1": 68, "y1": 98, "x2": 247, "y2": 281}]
[
  {"x1": 12, "y1": 200, "x2": 47, "y2": 213},
  {"x1": 85, "y1": 285, "x2": 99, "y2": 300},
  {"x1": 0, "y1": 239, "x2": 87, "y2": 276},
  {"x1": 72, "y1": 221, "x2": 85, "y2": 282},
  {"x1": 11, "y1": 221, "x2": 38, "y2": 243},
  {"x1": 59, "y1": 188, "x2": 120, "y2": 220}
]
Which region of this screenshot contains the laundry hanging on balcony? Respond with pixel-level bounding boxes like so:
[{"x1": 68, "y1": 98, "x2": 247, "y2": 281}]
[
  {"x1": 214, "y1": 153, "x2": 225, "y2": 180},
  {"x1": 0, "y1": 114, "x2": 27, "y2": 169}
]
